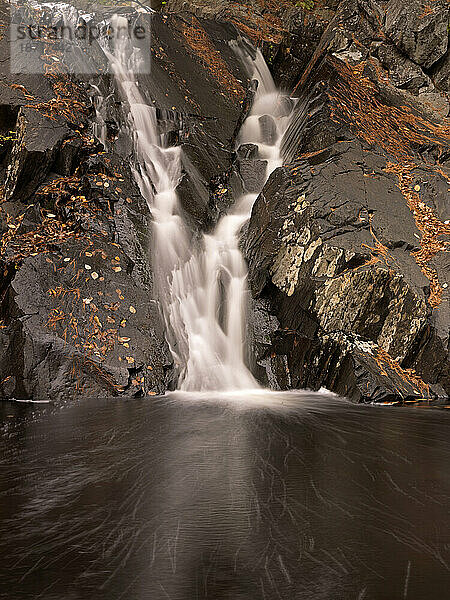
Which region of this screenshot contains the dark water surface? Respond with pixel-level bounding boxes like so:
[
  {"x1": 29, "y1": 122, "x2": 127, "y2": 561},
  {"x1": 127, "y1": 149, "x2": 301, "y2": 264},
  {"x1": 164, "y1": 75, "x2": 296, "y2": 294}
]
[{"x1": 0, "y1": 392, "x2": 449, "y2": 599}]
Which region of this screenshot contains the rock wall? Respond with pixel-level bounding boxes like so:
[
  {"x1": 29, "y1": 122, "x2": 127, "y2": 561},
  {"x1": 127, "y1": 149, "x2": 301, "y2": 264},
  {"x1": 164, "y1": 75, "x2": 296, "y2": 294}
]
[
  {"x1": 0, "y1": 3, "x2": 249, "y2": 401},
  {"x1": 244, "y1": 0, "x2": 450, "y2": 402}
]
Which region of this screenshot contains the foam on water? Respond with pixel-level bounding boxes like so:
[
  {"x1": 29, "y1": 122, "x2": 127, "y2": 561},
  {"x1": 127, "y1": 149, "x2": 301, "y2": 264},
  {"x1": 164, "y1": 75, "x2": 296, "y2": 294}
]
[{"x1": 164, "y1": 388, "x2": 343, "y2": 415}]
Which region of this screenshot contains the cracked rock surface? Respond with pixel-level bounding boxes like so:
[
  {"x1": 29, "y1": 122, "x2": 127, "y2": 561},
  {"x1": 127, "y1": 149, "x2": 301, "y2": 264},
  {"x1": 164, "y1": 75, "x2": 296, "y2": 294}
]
[{"x1": 244, "y1": 0, "x2": 449, "y2": 402}]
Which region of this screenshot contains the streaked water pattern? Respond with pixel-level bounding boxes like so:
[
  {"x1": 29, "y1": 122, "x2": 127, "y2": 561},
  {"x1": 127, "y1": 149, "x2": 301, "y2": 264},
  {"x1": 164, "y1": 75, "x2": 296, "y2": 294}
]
[{"x1": 0, "y1": 394, "x2": 449, "y2": 599}]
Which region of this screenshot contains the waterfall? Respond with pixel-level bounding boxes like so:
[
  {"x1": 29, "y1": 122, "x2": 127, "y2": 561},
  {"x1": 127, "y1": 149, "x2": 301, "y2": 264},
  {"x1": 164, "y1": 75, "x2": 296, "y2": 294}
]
[{"x1": 106, "y1": 16, "x2": 293, "y2": 392}]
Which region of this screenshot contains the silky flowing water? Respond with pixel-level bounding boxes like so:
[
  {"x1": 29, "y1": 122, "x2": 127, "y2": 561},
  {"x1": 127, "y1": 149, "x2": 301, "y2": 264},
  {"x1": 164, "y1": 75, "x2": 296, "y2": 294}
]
[
  {"x1": 0, "y1": 396, "x2": 449, "y2": 599},
  {"x1": 106, "y1": 16, "x2": 293, "y2": 391}
]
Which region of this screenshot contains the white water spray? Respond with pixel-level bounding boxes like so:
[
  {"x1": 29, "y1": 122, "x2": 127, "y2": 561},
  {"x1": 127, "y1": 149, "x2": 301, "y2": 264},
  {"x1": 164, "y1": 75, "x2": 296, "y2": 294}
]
[{"x1": 107, "y1": 18, "x2": 293, "y2": 392}]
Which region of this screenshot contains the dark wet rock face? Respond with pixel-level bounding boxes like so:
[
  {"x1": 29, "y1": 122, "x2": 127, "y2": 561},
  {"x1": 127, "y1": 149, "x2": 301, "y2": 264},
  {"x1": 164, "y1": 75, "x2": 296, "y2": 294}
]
[
  {"x1": 0, "y1": 4, "x2": 248, "y2": 401},
  {"x1": 5, "y1": 108, "x2": 69, "y2": 202},
  {"x1": 0, "y1": 0, "x2": 449, "y2": 404},
  {"x1": 244, "y1": 0, "x2": 450, "y2": 402},
  {"x1": 384, "y1": 0, "x2": 449, "y2": 70},
  {"x1": 164, "y1": 0, "x2": 338, "y2": 89}
]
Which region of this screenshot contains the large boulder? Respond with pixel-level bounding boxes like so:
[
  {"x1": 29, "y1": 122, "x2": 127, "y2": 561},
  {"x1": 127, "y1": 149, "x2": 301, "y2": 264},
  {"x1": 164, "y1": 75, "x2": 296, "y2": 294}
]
[{"x1": 4, "y1": 108, "x2": 69, "y2": 202}]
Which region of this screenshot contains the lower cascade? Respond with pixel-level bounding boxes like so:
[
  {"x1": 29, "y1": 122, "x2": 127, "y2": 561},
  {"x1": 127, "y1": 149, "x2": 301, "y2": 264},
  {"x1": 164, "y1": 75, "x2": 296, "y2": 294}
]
[{"x1": 107, "y1": 15, "x2": 294, "y2": 392}]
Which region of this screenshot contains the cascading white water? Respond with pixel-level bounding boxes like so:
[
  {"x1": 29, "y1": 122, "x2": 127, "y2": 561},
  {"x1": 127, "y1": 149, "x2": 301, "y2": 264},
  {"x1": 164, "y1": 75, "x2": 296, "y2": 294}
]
[
  {"x1": 106, "y1": 17, "x2": 293, "y2": 392},
  {"x1": 182, "y1": 50, "x2": 294, "y2": 391}
]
